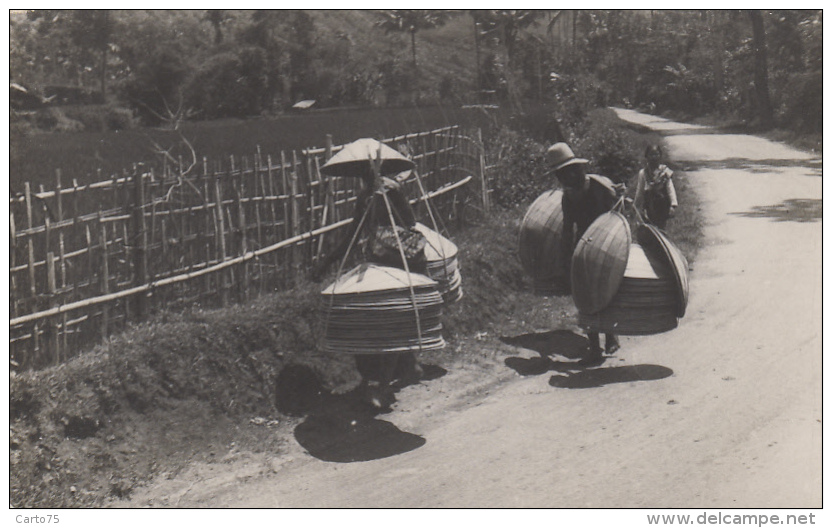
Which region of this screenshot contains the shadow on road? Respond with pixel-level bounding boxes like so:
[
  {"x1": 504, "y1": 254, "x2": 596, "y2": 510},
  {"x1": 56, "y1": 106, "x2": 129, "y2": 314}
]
[
  {"x1": 501, "y1": 330, "x2": 674, "y2": 389},
  {"x1": 731, "y1": 198, "x2": 822, "y2": 223},
  {"x1": 500, "y1": 329, "x2": 588, "y2": 363},
  {"x1": 276, "y1": 363, "x2": 444, "y2": 463},
  {"x1": 548, "y1": 364, "x2": 673, "y2": 389}
]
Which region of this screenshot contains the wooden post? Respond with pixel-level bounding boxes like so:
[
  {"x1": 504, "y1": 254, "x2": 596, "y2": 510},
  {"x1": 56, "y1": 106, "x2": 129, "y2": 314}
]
[{"x1": 132, "y1": 166, "x2": 148, "y2": 319}]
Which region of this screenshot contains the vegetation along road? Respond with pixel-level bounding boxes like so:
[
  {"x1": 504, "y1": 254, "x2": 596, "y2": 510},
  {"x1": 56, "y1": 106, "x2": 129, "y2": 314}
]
[{"x1": 118, "y1": 110, "x2": 822, "y2": 508}]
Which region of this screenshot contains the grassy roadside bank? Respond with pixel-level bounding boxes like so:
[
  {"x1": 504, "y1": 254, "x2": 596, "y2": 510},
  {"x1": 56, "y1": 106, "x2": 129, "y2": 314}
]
[{"x1": 10, "y1": 111, "x2": 706, "y2": 508}]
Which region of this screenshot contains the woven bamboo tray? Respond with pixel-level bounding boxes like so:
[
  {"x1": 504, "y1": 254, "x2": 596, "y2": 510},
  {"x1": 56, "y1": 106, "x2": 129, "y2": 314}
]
[
  {"x1": 637, "y1": 224, "x2": 689, "y2": 317},
  {"x1": 578, "y1": 243, "x2": 679, "y2": 335},
  {"x1": 321, "y1": 263, "x2": 445, "y2": 355},
  {"x1": 571, "y1": 211, "x2": 632, "y2": 314},
  {"x1": 519, "y1": 190, "x2": 568, "y2": 293},
  {"x1": 413, "y1": 223, "x2": 463, "y2": 304}
]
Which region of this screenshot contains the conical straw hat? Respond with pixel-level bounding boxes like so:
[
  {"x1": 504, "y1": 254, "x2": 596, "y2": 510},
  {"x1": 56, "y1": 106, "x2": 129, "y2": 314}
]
[
  {"x1": 571, "y1": 211, "x2": 631, "y2": 314},
  {"x1": 320, "y1": 138, "x2": 415, "y2": 178},
  {"x1": 413, "y1": 223, "x2": 458, "y2": 262},
  {"x1": 321, "y1": 263, "x2": 437, "y2": 295}
]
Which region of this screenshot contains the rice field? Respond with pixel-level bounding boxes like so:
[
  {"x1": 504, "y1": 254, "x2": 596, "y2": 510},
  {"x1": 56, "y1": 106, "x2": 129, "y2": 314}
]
[{"x1": 11, "y1": 104, "x2": 506, "y2": 192}]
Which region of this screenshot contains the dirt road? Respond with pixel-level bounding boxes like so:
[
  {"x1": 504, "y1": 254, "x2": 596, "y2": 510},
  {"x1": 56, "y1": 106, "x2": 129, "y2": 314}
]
[{"x1": 121, "y1": 110, "x2": 822, "y2": 508}]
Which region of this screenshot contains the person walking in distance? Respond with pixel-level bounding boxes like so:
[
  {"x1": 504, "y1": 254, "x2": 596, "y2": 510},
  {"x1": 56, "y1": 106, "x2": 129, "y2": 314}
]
[
  {"x1": 634, "y1": 144, "x2": 677, "y2": 229},
  {"x1": 546, "y1": 142, "x2": 622, "y2": 365}
]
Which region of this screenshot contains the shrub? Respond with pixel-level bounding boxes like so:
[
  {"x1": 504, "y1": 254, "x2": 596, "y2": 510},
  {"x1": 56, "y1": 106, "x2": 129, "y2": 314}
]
[
  {"x1": 485, "y1": 127, "x2": 551, "y2": 208},
  {"x1": 778, "y1": 71, "x2": 822, "y2": 134},
  {"x1": 34, "y1": 107, "x2": 85, "y2": 133}
]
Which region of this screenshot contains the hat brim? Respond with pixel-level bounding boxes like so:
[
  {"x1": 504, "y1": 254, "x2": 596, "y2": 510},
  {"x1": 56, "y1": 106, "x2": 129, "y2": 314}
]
[{"x1": 554, "y1": 157, "x2": 589, "y2": 172}]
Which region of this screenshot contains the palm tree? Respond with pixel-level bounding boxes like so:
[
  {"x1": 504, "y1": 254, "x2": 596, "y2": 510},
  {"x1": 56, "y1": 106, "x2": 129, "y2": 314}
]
[
  {"x1": 375, "y1": 10, "x2": 457, "y2": 69},
  {"x1": 204, "y1": 10, "x2": 233, "y2": 45},
  {"x1": 478, "y1": 10, "x2": 542, "y2": 110}
]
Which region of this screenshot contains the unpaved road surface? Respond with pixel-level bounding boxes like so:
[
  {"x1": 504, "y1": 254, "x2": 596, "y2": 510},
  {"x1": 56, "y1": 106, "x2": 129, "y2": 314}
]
[{"x1": 120, "y1": 110, "x2": 822, "y2": 508}]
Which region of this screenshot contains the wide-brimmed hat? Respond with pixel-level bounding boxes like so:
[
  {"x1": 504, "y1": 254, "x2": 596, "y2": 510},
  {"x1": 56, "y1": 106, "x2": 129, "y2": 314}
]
[{"x1": 547, "y1": 143, "x2": 588, "y2": 171}]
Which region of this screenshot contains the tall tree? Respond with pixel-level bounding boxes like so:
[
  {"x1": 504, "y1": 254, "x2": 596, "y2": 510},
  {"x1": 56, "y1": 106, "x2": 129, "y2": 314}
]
[
  {"x1": 375, "y1": 10, "x2": 456, "y2": 69},
  {"x1": 478, "y1": 10, "x2": 542, "y2": 110},
  {"x1": 68, "y1": 10, "x2": 114, "y2": 98},
  {"x1": 748, "y1": 10, "x2": 774, "y2": 129},
  {"x1": 204, "y1": 9, "x2": 233, "y2": 45}
]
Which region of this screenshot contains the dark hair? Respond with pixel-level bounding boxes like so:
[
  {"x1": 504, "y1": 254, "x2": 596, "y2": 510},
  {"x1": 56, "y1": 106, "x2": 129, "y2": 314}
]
[{"x1": 645, "y1": 145, "x2": 662, "y2": 157}]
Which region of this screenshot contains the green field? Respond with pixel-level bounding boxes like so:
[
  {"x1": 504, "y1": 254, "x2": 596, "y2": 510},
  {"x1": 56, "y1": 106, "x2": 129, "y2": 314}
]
[{"x1": 11, "y1": 104, "x2": 511, "y2": 192}]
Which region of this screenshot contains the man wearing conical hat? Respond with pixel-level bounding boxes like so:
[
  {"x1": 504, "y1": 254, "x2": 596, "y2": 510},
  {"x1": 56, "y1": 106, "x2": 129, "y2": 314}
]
[{"x1": 547, "y1": 142, "x2": 622, "y2": 365}]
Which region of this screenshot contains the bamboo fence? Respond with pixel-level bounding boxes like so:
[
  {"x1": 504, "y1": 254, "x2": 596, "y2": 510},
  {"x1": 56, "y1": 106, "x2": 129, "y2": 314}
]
[{"x1": 9, "y1": 125, "x2": 490, "y2": 370}]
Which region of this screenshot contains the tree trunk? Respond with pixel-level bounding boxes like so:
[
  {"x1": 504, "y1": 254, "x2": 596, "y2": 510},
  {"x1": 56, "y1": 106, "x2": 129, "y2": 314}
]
[
  {"x1": 100, "y1": 45, "x2": 107, "y2": 100},
  {"x1": 748, "y1": 10, "x2": 774, "y2": 129},
  {"x1": 474, "y1": 19, "x2": 482, "y2": 93},
  {"x1": 410, "y1": 30, "x2": 418, "y2": 69}
]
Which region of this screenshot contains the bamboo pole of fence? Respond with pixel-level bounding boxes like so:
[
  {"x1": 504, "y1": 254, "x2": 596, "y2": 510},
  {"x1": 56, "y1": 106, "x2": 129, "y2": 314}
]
[
  {"x1": 477, "y1": 128, "x2": 490, "y2": 212},
  {"x1": 253, "y1": 153, "x2": 264, "y2": 293},
  {"x1": 132, "y1": 166, "x2": 148, "y2": 319},
  {"x1": 234, "y1": 170, "x2": 249, "y2": 301},
  {"x1": 24, "y1": 182, "x2": 36, "y2": 305},
  {"x1": 314, "y1": 156, "x2": 330, "y2": 263},
  {"x1": 99, "y1": 212, "x2": 110, "y2": 338},
  {"x1": 290, "y1": 151, "x2": 301, "y2": 280},
  {"x1": 10, "y1": 210, "x2": 17, "y2": 316},
  {"x1": 202, "y1": 157, "x2": 212, "y2": 298},
  {"x1": 46, "y1": 251, "x2": 60, "y2": 364},
  {"x1": 214, "y1": 166, "x2": 229, "y2": 306}
]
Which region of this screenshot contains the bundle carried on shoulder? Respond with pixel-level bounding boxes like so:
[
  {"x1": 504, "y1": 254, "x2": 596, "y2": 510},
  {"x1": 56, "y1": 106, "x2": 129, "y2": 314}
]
[
  {"x1": 572, "y1": 213, "x2": 689, "y2": 335},
  {"x1": 518, "y1": 189, "x2": 569, "y2": 295},
  {"x1": 320, "y1": 263, "x2": 445, "y2": 354}
]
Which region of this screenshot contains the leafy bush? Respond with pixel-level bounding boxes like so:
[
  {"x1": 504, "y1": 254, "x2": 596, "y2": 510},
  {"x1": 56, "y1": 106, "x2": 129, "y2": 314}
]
[
  {"x1": 485, "y1": 127, "x2": 550, "y2": 208},
  {"x1": 56, "y1": 104, "x2": 136, "y2": 133},
  {"x1": 572, "y1": 110, "x2": 642, "y2": 184},
  {"x1": 34, "y1": 107, "x2": 85, "y2": 133},
  {"x1": 778, "y1": 71, "x2": 822, "y2": 133}
]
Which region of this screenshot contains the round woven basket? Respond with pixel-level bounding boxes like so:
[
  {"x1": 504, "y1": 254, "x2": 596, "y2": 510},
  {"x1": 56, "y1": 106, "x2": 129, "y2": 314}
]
[
  {"x1": 320, "y1": 264, "x2": 445, "y2": 354},
  {"x1": 518, "y1": 190, "x2": 568, "y2": 294},
  {"x1": 413, "y1": 223, "x2": 463, "y2": 304},
  {"x1": 637, "y1": 224, "x2": 689, "y2": 317},
  {"x1": 578, "y1": 243, "x2": 679, "y2": 335},
  {"x1": 571, "y1": 211, "x2": 631, "y2": 314}
]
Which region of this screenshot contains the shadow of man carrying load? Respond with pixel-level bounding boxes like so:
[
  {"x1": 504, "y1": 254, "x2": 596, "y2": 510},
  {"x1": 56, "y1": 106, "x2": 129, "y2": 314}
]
[
  {"x1": 501, "y1": 329, "x2": 673, "y2": 389},
  {"x1": 275, "y1": 363, "x2": 445, "y2": 463}
]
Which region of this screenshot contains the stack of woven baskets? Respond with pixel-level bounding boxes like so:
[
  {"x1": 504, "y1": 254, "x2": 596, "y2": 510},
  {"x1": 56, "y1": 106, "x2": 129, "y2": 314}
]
[
  {"x1": 413, "y1": 223, "x2": 463, "y2": 304},
  {"x1": 572, "y1": 212, "x2": 689, "y2": 335},
  {"x1": 518, "y1": 189, "x2": 568, "y2": 295},
  {"x1": 320, "y1": 263, "x2": 446, "y2": 354}
]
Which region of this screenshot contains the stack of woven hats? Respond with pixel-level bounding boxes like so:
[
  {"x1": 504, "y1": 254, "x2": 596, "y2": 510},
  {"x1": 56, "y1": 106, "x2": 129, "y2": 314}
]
[
  {"x1": 572, "y1": 212, "x2": 688, "y2": 335},
  {"x1": 519, "y1": 189, "x2": 568, "y2": 295},
  {"x1": 320, "y1": 263, "x2": 446, "y2": 354},
  {"x1": 413, "y1": 223, "x2": 463, "y2": 304}
]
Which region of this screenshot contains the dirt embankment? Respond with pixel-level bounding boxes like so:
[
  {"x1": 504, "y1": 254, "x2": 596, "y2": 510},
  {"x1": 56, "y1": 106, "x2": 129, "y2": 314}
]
[{"x1": 10, "y1": 207, "x2": 578, "y2": 508}]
